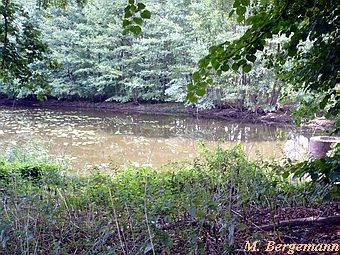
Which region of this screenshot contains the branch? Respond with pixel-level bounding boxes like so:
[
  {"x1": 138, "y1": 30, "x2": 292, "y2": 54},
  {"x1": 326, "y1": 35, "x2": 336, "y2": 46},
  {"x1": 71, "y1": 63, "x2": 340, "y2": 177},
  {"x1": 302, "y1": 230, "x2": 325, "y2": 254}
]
[{"x1": 252, "y1": 216, "x2": 340, "y2": 231}]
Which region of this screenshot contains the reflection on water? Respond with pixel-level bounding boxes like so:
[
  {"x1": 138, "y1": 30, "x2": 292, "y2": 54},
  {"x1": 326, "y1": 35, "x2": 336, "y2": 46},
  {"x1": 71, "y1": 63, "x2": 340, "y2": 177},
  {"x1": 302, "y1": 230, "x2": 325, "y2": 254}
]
[{"x1": 0, "y1": 106, "x2": 320, "y2": 171}]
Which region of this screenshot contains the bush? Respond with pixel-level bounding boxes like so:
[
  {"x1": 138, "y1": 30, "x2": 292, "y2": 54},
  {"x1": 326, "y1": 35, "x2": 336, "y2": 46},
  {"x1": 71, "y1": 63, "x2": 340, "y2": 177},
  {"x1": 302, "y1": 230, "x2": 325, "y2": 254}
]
[
  {"x1": 283, "y1": 144, "x2": 340, "y2": 199},
  {"x1": 0, "y1": 144, "x2": 327, "y2": 254}
]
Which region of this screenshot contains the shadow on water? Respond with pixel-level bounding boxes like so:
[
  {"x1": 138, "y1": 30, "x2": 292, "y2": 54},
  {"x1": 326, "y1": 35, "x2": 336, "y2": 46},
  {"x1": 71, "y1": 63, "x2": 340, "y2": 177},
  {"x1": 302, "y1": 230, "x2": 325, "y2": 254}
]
[{"x1": 0, "y1": 106, "x2": 321, "y2": 173}]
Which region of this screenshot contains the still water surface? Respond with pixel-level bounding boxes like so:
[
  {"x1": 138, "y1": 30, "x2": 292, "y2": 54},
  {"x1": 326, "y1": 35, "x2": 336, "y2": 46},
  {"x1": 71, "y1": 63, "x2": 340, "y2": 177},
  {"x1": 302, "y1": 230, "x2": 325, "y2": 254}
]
[{"x1": 0, "y1": 106, "x2": 319, "y2": 172}]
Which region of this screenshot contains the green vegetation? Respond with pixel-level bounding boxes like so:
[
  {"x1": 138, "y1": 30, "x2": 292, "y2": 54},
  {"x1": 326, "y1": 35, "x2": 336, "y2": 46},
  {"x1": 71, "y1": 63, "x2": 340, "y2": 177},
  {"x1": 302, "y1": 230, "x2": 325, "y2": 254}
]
[
  {"x1": 1, "y1": 0, "x2": 292, "y2": 113},
  {"x1": 0, "y1": 1, "x2": 339, "y2": 253},
  {"x1": 186, "y1": 0, "x2": 339, "y2": 133},
  {"x1": 1, "y1": 142, "x2": 332, "y2": 254},
  {"x1": 283, "y1": 143, "x2": 340, "y2": 199},
  {"x1": 0, "y1": 0, "x2": 58, "y2": 100},
  {"x1": 1, "y1": 0, "x2": 338, "y2": 131}
]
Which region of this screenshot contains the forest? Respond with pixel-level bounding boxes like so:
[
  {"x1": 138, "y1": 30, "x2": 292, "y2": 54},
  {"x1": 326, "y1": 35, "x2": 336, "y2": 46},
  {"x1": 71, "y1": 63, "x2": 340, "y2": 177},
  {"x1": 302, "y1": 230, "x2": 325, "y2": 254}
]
[
  {"x1": 1, "y1": 0, "x2": 292, "y2": 113},
  {"x1": 0, "y1": 0, "x2": 339, "y2": 254}
]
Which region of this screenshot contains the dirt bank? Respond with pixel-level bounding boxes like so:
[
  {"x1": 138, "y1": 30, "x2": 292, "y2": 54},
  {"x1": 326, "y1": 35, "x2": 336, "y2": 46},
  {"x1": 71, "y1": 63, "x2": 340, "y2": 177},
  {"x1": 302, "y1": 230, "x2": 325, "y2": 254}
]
[{"x1": 0, "y1": 98, "x2": 333, "y2": 129}]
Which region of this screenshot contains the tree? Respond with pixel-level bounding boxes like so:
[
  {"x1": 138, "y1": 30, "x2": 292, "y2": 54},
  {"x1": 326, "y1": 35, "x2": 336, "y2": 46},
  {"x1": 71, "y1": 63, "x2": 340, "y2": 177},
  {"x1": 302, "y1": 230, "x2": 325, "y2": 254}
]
[
  {"x1": 0, "y1": 0, "x2": 58, "y2": 99},
  {"x1": 186, "y1": 0, "x2": 339, "y2": 133},
  {"x1": 35, "y1": 0, "x2": 88, "y2": 9}
]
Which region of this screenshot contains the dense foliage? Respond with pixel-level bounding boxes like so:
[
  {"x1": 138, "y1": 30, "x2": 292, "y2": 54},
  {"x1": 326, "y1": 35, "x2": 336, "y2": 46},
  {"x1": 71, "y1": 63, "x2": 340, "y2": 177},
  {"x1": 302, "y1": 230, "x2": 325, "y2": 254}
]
[
  {"x1": 0, "y1": 0, "x2": 338, "y2": 131},
  {"x1": 0, "y1": 0, "x2": 291, "y2": 113},
  {"x1": 283, "y1": 143, "x2": 340, "y2": 199},
  {"x1": 1, "y1": 142, "x2": 333, "y2": 254},
  {"x1": 0, "y1": 1, "x2": 339, "y2": 253},
  {"x1": 0, "y1": 0, "x2": 58, "y2": 100},
  {"x1": 186, "y1": 0, "x2": 339, "y2": 132}
]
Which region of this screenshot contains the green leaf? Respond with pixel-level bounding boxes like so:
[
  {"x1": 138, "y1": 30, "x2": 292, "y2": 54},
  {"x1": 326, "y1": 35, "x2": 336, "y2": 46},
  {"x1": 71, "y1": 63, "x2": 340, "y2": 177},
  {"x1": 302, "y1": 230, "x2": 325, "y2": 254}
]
[
  {"x1": 236, "y1": 6, "x2": 246, "y2": 16},
  {"x1": 211, "y1": 60, "x2": 220, "y2": 70},
  {"x1": 206, "y1": 78, "x2": 213, "y2": 84},
  {"x1": 249, "y1": 47, "x2": 257, "y2": 55},
  {"x1": 209, "y1": 213, "x2": 217, "y2": 220},
  {"x1": 243, "y1": 64, "x2": 252, "y2": 73},
  {"x1": 133, "y1": 17, "x2": 143, "y2": 26},
  {"x1": 129, "y1": 26, "x2": 141, "y2": 35},
  {"x1": 196, "y1": 209, "x2": 206, "y2": 217},
  {"x1": 198, "y1": 82, "x2": 207, "y2": 89},
  {"x1": 232, "y1": 63, "x2": 239, "y2": 71},
  {"x1": 246, "y1": 55, "x2": 256, "y2": 62},
  {"x1": 208, "y1": 201, "x2": 218, "y2": 211},
  {"x1": 124, "y1": 11, "x2": 132, "y2": 19},
  {"x1": 190, "y1": 97, "x2": 198, "y2": 103},
  {"x1": 192, "y1": 198, "x2": 202, "y2": 205},
  {"x1": 241, "y1": 0, "x2": 250, "y2": 5},
  {"x1": 238, "y1": 59, "x2": 246, "y2": 66},
  {"x1": 187, "y1": 83, "x2": 196, "y2": 91},
  {"x1": 325, "y1": 112, "x2": 332, "y2": 119},
  {"x1": 330, "y1": 186, "x2": 339, "y2": 198},
  {"x1": 123, "y1": 19, "x2": 131, "y2": 27},
  {"x1": 221, "y1": 63, "x2": 230, "y2": 71},
  {"x1": 124, "y1": 6, "x2": 131, "y2": 12},
  {"x1": 196, "y1": 88, "x2": 206, "y2": 97},
  {"x1": 129, "y1": 0, "x2": 135, "y2": 4},
  {"x1": 130, "y1": 5, "x2": 137, "y2": 12},
  {"x1": 186, "y1": 92, "x2": 198, "y2": 103},
  {"x1": 237, "y1": 15, "x2": 245, "y2": 23},
  {"x1": 192, "y1": 71, "x2": 200, "y2": 82},
  {"x1": 141, "y1": 10, "x2": 151, "y2": 19},
  {"x1": 233, "y1": 0, "x2": 241, "y2": 8},
  {"x1": 282, "y1": 171, "x2": 290, "y2": 179},
  {"x1": 137, "y1": 3, "x2": 146, "y2": 10},
  {"x1": 208, "y1": 45, "x2": 217, "y2": 53}
]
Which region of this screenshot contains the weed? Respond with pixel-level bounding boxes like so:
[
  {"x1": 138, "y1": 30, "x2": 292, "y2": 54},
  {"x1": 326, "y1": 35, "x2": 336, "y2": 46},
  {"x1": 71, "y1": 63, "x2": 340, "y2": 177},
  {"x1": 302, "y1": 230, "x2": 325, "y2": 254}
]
[{"x1": 0, "y1": 143, "x2": 327, "y2": 254}]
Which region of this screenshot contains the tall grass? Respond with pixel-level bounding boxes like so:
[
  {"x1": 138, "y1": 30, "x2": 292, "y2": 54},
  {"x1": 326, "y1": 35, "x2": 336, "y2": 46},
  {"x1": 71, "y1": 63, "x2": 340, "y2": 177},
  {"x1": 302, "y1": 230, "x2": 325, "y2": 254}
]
[{"x1": 0, "y1": 142, "x2": 321, "y2": 254}]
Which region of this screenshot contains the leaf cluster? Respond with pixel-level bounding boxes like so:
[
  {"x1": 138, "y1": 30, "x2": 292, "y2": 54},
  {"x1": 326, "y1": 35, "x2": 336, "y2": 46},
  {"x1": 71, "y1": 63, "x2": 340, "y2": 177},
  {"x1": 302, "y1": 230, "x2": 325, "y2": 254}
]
[
  {"x1": 0, "y1": 0, "x2": 59, "y2": 100},
  {"x1": 122, "y1": 0, "x2": 151, "y2": 36},
  {"x1": 283, "y1": 144, "x2": 340, "y2": 199},
  {"x1": 187, "y1": 0, "x2": 339, "y2": 132}
]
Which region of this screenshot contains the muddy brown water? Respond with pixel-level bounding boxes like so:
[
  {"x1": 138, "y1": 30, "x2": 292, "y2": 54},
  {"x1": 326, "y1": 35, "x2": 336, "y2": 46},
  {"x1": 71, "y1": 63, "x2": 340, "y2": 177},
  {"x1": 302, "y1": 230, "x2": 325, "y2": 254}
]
[{"x1": 0, "y1": 106, "x2": 320, "y2": 174}]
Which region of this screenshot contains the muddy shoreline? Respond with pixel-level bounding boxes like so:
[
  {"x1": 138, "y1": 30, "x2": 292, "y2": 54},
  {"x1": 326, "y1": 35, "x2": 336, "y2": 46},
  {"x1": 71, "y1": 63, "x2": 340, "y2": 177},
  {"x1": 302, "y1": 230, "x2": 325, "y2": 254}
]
[{"x1": 0, "y1": 98, "x2": 332, "y2": 129}]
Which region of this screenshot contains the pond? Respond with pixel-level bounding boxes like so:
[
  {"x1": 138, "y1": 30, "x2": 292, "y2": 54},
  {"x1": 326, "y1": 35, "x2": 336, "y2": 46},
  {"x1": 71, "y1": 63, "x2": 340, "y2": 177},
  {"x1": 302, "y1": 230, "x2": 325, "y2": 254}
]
[{"x1": 0, "y1": 106, "x2": 320, "y2": 173}]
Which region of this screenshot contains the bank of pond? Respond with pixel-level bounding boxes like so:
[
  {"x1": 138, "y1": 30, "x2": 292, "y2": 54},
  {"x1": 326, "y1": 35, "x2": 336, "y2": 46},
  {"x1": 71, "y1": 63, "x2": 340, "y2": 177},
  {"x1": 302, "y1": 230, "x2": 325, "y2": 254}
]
[{"x1": 0, "y1": 143, "x2": 338, "y2": 254}]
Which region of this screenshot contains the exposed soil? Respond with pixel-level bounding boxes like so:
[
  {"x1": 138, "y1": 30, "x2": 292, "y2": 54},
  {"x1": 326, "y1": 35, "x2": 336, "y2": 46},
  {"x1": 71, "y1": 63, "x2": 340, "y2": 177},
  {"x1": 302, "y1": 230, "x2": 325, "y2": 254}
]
[
  {"x1": 0, "y1": 97, "x2": 334, "y2": 130},
  {"x1": 235, "y1": 201, "x2": 340, "y2": 255}
]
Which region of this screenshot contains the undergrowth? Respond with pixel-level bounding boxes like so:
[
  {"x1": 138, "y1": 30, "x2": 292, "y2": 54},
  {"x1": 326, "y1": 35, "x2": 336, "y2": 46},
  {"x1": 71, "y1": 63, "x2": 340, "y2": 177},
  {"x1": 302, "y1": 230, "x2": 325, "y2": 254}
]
[{"x1": 0, "y1": 143, "x2": 327, "y2": 254}]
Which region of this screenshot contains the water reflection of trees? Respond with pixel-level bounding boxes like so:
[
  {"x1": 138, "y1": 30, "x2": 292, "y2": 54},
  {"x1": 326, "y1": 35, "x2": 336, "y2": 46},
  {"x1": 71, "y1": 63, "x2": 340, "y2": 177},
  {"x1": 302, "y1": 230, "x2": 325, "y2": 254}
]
[
  {"x1": 1, "y1": 107, "x2": 318, "y2": 144},
  {"x1": 100, "y1": 113, "x2": 314, "y2": 144}
]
